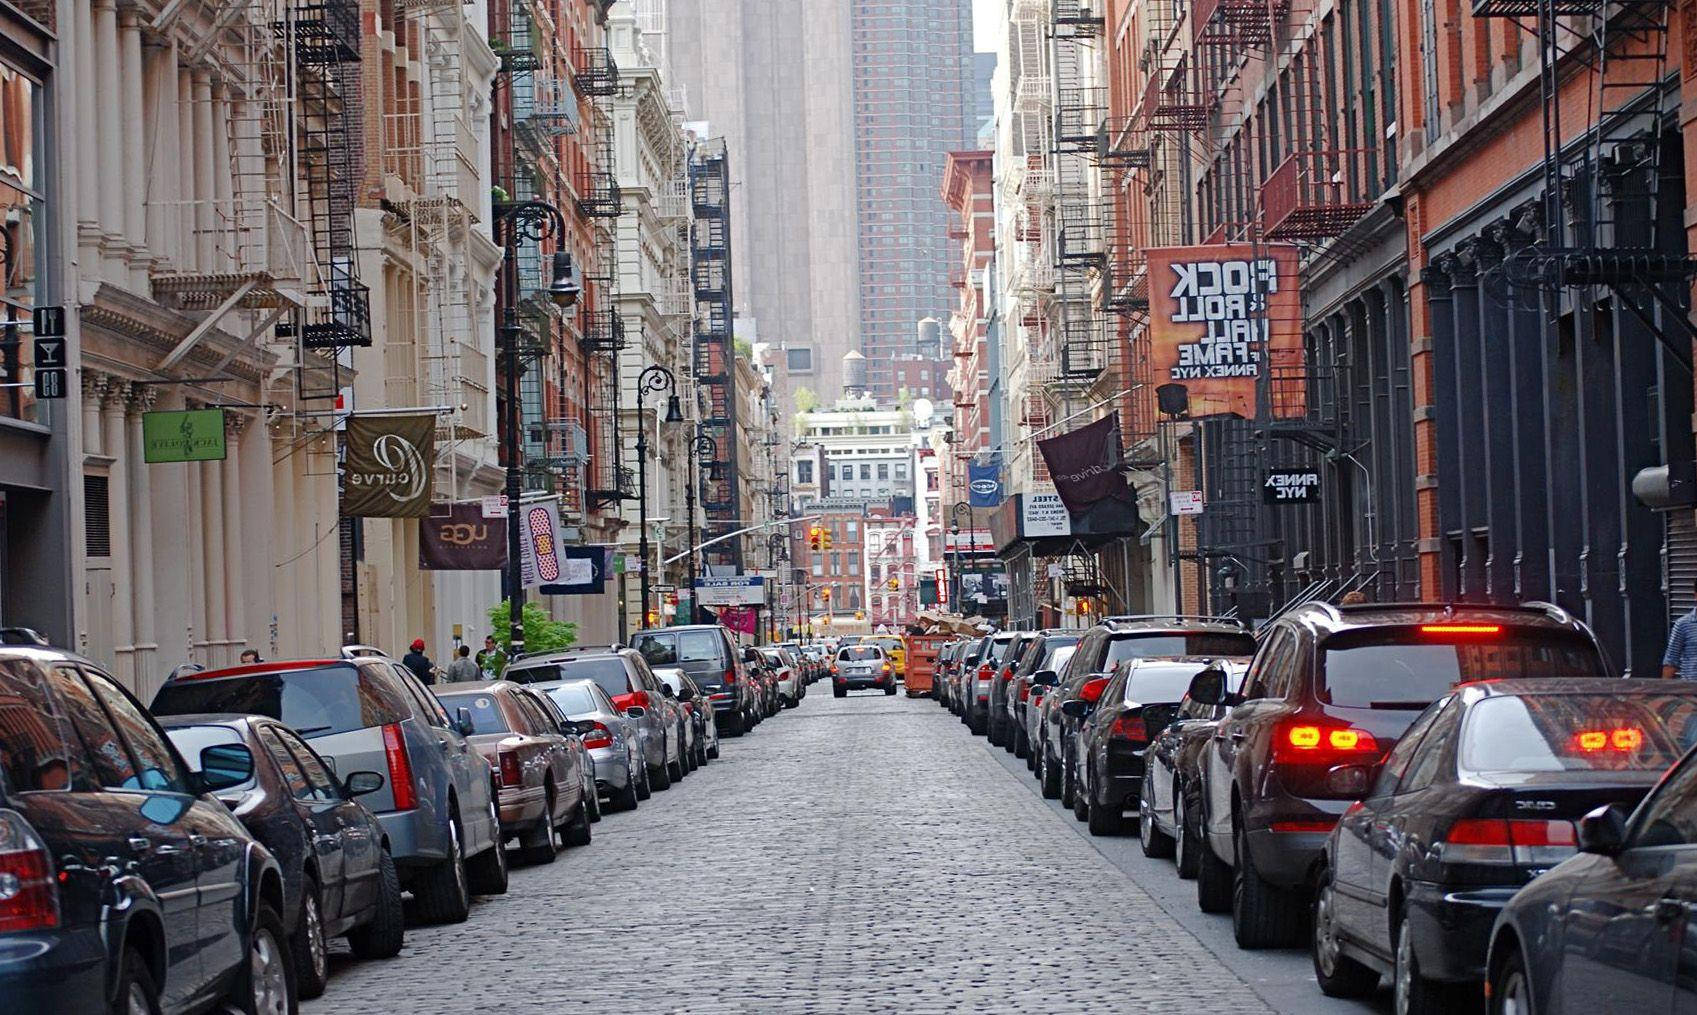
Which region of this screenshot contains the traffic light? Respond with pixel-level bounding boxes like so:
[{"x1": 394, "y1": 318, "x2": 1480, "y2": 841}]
[
  {"x1": 822, "y1": 587, "x2": 832, "y2": 602},
  {"x1": 886, "y1": 577, "x2": 900, "y2": 591},
  {"x1": 1075, "y1": 598, "x2": 1094, "y2": 617},
  {"x1": 821, "y1": 529, "x2": 833, "y2": 551},
  {"x1": 808, "y1": 526, "x2": 823, "y2": 551},
  {"x1": 855, "y1": 610, "x2": 865, "y2": 620}
]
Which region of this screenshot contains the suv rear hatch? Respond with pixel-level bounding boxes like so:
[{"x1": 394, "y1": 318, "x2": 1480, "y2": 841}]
[{"x1": 633, "y1": 630, "x2": 733, "y2": 691}]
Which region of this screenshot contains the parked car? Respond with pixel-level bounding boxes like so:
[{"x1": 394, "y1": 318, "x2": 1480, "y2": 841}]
[
  {"x1": 1025, "y1": 641, "x2": 1080, "y2": 775},
  {"x1": 0, "y1": 645, "x2": 295, "y2": 1013},
  {"x1": 1139, "y1": 660, "x2": 1250, "y2": 877},
  {"x1": 630, "y1": 626, "x2": 758, "y2": 736},
  {"x1": 161, "y1": 713, "x2": 405, "y2": 998},
  {"x1": 1309, "y1": 679, "x2": 1697, "y2": 1012},
  {"x1": 433, "y1": 681, "x2": 593, "y2": 865},
  {"x1": 987, "y1": 633, "x2": 1043, "y2": 750},
  {"x1": 832, "y1": 645, "x2": 896, "y2": 696},
  {"x1": 951, "y1": 636, "x2": 992, "y2": 719},
  {"x1": 1486, "y1": 717, "x2": 1697, "y2": 1015},
  {"x1": 504, "y1": 649, "x2": 684, "y2": 790},
  {"x1": 1190, "y1": 601, "x2": 1610, "y2": 948},
  {"x1": 536, "y1": 678, "x2": 646, "y2": 810},
  {"x1": 760, "y1": 648, "x2": 803, "y2": 708},
  {"x1": 1010, "y1": 633, "x2": 1082, "y2": 762},
  {"x1": 867, "y1": 636, "x2": 907, "y2": 680},
  {"x1": 152, "y1": 654, "x2": 509, "y2": 925},
  {"x1": 742, "y1": 646, "x2": 779, "y2": 719},
  {"x1": 961, "y1": 633, "x2": 1018, "y2": 734},
  {"x1": 654, "y1": 666, "x2": 719, "y2": 766}
]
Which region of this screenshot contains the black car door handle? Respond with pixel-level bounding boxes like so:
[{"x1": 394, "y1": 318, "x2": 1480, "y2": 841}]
[
  {"x1": 1656, "y1": 898, "x2": 1688, "y2": 924},
  {"x1": 187, "y1": 834, "x2": 207, "y2": 848},
  {"x1": 1229, "y1": 730, "x2": 1247, "y2": 741},
  {"x1": 127, "y1": 836, "x2": 152, "y2": 853}
]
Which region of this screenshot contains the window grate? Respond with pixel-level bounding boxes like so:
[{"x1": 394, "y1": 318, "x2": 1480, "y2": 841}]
[{"x1": 84, "y1": 475, "x2": 111, "y2": 557}]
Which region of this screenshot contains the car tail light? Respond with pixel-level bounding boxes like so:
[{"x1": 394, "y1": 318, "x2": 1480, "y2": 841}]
[
  {"x1": 1419, "y1": 624, "x2": 1501, "y2": 635},
  {"x1": 0, "y1": 809, "x2": 57, "y2": 933},
  {"x1": 581, "y1": 721, "x2": 613, "y2": 750},
  {"x1": 1000, "y1": 668, "x2": 1015, "y2": 683},
  {"x1": 1272, "y1": 718, "x2": 1380, "y2": 764},
  {"x1": 1079, "y1": 677, "x2": 1109, "y2": 704},
  {"x1": 499, "y1": 751, "x2": 522, "y2": 788},
  {"x1": 1570, "y1": 727, "x2": 1644, "y2": 753},
  {"x1": 1440, "y1": 818, "x2": 1577, "y2": 865},
  {"x1": 724, "y1": 667, "x2": 738, "y2": 684},
  {"x1": 1018, "y1": 684, "x2": 1032, "y2": 702},
  {"x1": 381, "y1": 723, "x2": 417, "y2": 811},
  {"x1": 1108, "y1": 715, "x2": 1146, "y2": 743},
  {"x1": 977, "y1": 663, "x2": 992, "y2": 681}
]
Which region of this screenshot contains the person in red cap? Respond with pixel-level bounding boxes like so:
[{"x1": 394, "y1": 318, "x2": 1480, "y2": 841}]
[{"x1": 402, "y1": 638, "x2": 436, "y2": 685}]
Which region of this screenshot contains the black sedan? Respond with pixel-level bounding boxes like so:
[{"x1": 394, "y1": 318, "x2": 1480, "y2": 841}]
[
  {"x1": 1140, "y1": 660, "x2": 1249, "y2": 874},
  {"x1": 1311, "y1": 679, "x2": 1697, "y2": 1014},
  {"x1": 163, "y1": 713, "x2": 405, "y2": 999}
]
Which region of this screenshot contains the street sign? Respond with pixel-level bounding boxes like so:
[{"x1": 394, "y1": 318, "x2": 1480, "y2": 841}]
[
  {"x1": 1263, "y1": 468, "x2": 1320, "y2": 504},
  {"x1": 31, "y1": 313, "x2": 67, "y2": 400},
  {"x1": 31, "y1": 305, "x2": 65, "y2": 336},
  {"x1": 1047, "y1": 562, "x2": 1064, "y2": 578},
  {"x1": 1170, "y1": 490, "x2": 1205, "y2": 515},
  {"x1": 479, "y1": 494, "x2": 507, "y2": 519},
  {"x1": 652, "y1": 584, "x2": 676, "y2": 594},
  {"x1": 694, "y1": 575, "x2": 767, "y2": 606}
]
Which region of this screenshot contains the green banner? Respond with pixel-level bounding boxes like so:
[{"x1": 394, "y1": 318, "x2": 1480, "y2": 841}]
[{"x1": 142, "y1": 409, "x2": 227, "y2": 463}]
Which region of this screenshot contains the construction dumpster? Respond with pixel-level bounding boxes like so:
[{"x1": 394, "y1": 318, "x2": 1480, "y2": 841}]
[{"x1": 902, "y1": 634, "x2": 950, "y2": 697}]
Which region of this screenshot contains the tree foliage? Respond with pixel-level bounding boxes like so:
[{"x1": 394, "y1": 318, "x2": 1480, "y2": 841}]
[{"x1": 486, "y1": 599, "x2": 578, "y2": 656}]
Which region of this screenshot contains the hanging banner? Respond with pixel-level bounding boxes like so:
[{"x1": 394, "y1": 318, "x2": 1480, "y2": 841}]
[
  {"x1": 539, "y1": 546, "x2": 608, "y2": 596},
  {"x1": 515, "y1": 499, "x2": 564, "y2": 588},
  {"x1": 967, "y1": 461, "x2": 1003, "y2": 507},
  {"x1": 1147, "y1": 244, "x2": 1304, "y2": 419},
  {"x1": 342, "y1": 414, "x2": 436, "y2": 517},
  {"x1": 420, "y1": 502, "x2": 506, "y2": 570},
  {"x1": 717, "y1": 606, "x2": 760, "y2": 636},
  {"x1": 143, "y1": 409, "x2": 228, "y2": 463},
  {"x1": 1036, "y1": 412, "x2": 1137, "y2": 519}
]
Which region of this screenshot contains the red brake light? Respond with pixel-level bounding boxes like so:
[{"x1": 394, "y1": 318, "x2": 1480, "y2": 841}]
[
  {"x1": 1080, "y1": 677, "x2": 1109, "y2": 704},
  {"x1": 581, "y1": 721, "x2": 613, "y2": 750},
  {"x1": 381, "y1": 723, "x2": 417, "y2": 811},
  {"x1": 499, "y1": 751, "x2": 522, "y2": 788},
  {"x1": 1571, "y1": 727, "x2": 1644, "y2": 753},
  {"x1": 977, "y1": 664, "x2": 993, "y2": 680},
  {"x1": 1419, "y1": 624, "x2": 1501, "y2": 635},
  {"x1": 1108, "y1": 715, "x2": 1146, "y2": 742},
  {"x1": 0, "y1": 809, "x2": 57, "y2": 933},
  {"x1": 1273, "y1": 718, "x2": 1379, "y2": 763},
  {"x1": 724, "y1": 667, "x2": 737, "y2": 685},
  {"x1": 1441, "y1": 818, "x2": 1576, "y2": 864}
]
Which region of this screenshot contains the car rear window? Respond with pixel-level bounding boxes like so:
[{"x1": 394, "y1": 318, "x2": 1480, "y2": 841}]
[
  {"x1": 505, "y1": 663, "x2": 567, "y2": 685},
  {"x1": 151, "y1": 664, "x2": 410, "y2": 738},
  {"x1": 1106, "y1": 632, "x2": 1256, "y2": 665},
  {"x1": 1047, "y1": 645, "x2": 1077, "y2": 675},
  {"x1": 543, "y1": 682, "x2": 601, "y2": 715},
  {"x1": 0, "y1": 659, "x2": 76, "y2": 794},
  {"x1": 838, "y1": 647, "x2": 883, "y2": 661},
  {"x1": 1124, "y1": 664, "x2": 1214, "y2": 704},
  {"x1": 551, "y1": 658, "x2": 633, "y2": 699},
  {"x1": 436, "y1": 692, "x2": 511, "y2": 735},
  {"x1": 1320, "y1": 628, "x2": 1607, "y2": 709},
  {"x1": 1461, "y1": 694, "x2": 1697, "y2": 773},
  {"x1": 633, "y1": 630, "x2": 724, "y2": 666}
]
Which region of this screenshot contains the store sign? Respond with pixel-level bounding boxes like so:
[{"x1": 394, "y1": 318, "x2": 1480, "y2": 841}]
[
  {"x1": 1021, "y1": 491, "x2": 1071, "y2": 538},
  {"x1": 1263, "y1": 468, "x2": 1320, "y2": 504},
  {"x1": 480, "y1": 495, "x2": 508, "y2": 519},
  {"x1": 1170, "y1": 490, "x2": 1205, "y2": 515},
  {"x1": 1036, "y1": 413, "x2": 1137, "y2": 519},
  {"x1": 143, "y1": 408, "x2": 227, "y2": 463},
  {"x1": 935, "y1": 568, "x2": 949, "y2": 605},
  {"x1": 31, "y1": 306, "x2": 66, "y2": 400},
  {"x1": 420, "y1": 502, "x2": 505, "y2": 570},
  {"x1": 1147, "y1": 244, "x2": 1304, "y2": 418},
  {"x1": 539, "y1": 545, "x2": 607, "y2": 596},
  {"x1": 945, "y1": 528, "x2": 995, "y2": 553},
  {"x1": 342, "y1": 414, "x2": 435, "y2": 517},
  {"x1": 695, "y1": 575, "x2": 767, "y2": 606},
  {"x1": 968, "y1": 462, "x2": 1003, "y2": 507}
]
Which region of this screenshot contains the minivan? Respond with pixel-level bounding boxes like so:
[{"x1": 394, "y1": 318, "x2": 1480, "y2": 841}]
[{"x1": 630, "y1": 625, "x2": 756, "y2": 736}]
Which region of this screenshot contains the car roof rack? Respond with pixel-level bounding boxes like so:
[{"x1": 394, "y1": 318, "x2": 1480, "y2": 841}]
[{"x1": 1102, "y1": 614, "x2": 1250, "y2": 630}]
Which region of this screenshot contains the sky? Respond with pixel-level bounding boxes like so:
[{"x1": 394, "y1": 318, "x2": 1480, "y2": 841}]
[{"x1": 972, "y1": 0, "x2": 997, "y2": 52}]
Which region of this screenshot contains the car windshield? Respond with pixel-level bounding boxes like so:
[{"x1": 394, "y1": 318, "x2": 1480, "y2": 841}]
[
  {"x1": 1105, "y1": 632, "x2": 1256, "y2": 665},
  {"x1": 838, "y1": 647, "x2": 882, "y2": 661},
  {"x1": 151, "y1": 665, "x2": 409, "y2": 738},
  {"x1": 1460, "y1": 694, "x2": 1697, "y2": 773},
  {"x1": 1125, "y1": 664, "x2": 1217, "y2": 704},
  {"x1": 1319, "y1": 627, "x2": 1607, "y2": 709},
  {"x1": 435, "y1": 692, "x2": 512, "y2": 735},
  {"x1": 544, "y1": 682, "x2": 601, "y2": 716},
  {"x1": 551, "y1": 657, "x2": 632, "y2": 699}
]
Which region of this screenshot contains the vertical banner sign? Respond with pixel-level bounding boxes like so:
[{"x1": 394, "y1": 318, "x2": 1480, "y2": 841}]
[
  {"x1": 419, "y1": 502, "x2": 506, "y2": 570},
  {"x1": 1035, "y1": 412, "x2": 1138, "y2": 520},
  {"x1": 517, "y1": 499, "x2": 564, "y2": 588},
  {"x1": 342, "y1": 414, "x2": 436, "y2": 517},
  {"x1": 1147, "y1": 244, "x2": 1304, "y2": 418},
  {"x1": 31, "y1": 306, "x2": 67, "y2": 399},
  {"x1": 967, "y1": 461, "x2": 1003, "y2": 507}
]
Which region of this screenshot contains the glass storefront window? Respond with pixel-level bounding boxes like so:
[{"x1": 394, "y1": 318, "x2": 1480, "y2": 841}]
[{"x1": 0, "y1": 63, "x2": 42, "y2": 426}]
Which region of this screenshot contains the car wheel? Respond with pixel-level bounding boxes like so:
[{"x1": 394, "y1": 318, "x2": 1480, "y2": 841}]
[
  {"x1": 585, "y1": 776, "x2": 603, "y2": 822},
  {"x1": 609, "y1": 765, "x2": 640, "y2": 811},
  {"x1": 1394, "y1": 911, "x2": 1445, "y2": 1015},
  {"x1": 1312, "y1": 863, "x2": 1377, "y2": 996},
  {"x1": 884, "y1": 682, "x2": 897, "y2": 696},
  {"x1": 1013, "y1": 728, "x2": 1029, "y2": 759},
  {"x1": 1140, "y1": 778, "x2": 1175, "y2": 859},
  {"x1": 1060, "y1": 751, "x2": 1077, "y2": 808},
  {"x1": 649, "y1": 758, "x2": 672, "y2": 791},
  {"x1": 112, "y1": 945, "x2": 161, "y2": 1015},
  {"x1": 1233, "y1": 822, "x2": 1300, "y2": 948},
  {"x1": 517, "y1": 788, "x2": 560, "y2": 865},
  {"x1": 1490, "y1": 945, "x2": 1532, "y2": 1015},
  {"x1": 230, "y1": 902, "x2": 294, "y2": 1015},
  {"x1": 1085, "y1": 768, "x2": 1124, "y2": 835},
  {"x1": 1040, "y1": 746, "x2": 1062, "y2": 799},
  {"x1": 465, "y1": 799, "x2": 509, "y2": 896},
  {"x1": 1196, "y1": 832, "x2": 1233, "y2": 914},
  {"x1": 706, "y1": 736, "x2": 720, "y2": 760},
  {"x1": 833, "y1": 686, "x2": 847, "y2": 698},
  {"x1": 346, "y1": 849, "x2": 405, "y2": 960},
  {"x1": 292, "y1": 880, "x2": 329, "y2": 999},
  {"x1": 1174, "y1": 789, "x2": 1200, "y2": 879},
  {"x1": 562, "y1": 796, "x2": 593, "y2": 847},
  {"x1": 411, "y1": 811, "x2": 471, "y2": 924},
  {"x1": 635, "y1": 754, "x2": 653, "y2": 799}
]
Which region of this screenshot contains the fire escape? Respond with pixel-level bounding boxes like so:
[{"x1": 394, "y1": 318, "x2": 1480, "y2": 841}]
[
  {"x1": 1048, "y1": 0, "x2": 1107, "y2": 392},
  {"x1": 690, "y1": 138, "x2": 741, "y2": 570},
  {"x1": 573, "y1": 39, "x2": 628, "y2": 511}
]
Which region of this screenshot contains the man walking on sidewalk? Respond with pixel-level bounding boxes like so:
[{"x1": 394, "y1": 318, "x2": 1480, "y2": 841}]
[{"x1": 444, "y1": 645, "x2": 481, "y2": 683}]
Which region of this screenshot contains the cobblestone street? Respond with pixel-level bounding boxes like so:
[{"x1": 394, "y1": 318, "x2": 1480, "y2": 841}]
[{"x1": 305, "y1": 691, "x2": 1298, "y2": 1014}]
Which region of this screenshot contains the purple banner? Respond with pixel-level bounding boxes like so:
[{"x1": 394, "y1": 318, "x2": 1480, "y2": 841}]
[{"x1": 1035, "y1": 412, "x2": 1136, "y2": 519}]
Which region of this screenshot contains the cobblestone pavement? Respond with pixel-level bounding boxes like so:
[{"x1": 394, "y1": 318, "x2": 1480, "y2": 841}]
[{"x1": 307, "y1": 691, "x2": 1280, "y2": 1014}]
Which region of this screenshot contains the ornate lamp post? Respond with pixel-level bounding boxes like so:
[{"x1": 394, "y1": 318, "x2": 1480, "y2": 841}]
[
  {"x1": 492, "y1": 198, "x2": 578, "y2": 656},
  {"x1": 635, "y1": 364, "x2": 684, "y2": 629},
  {"x1": 685, "y1": 428, "x2": 720, "y2": 621}
]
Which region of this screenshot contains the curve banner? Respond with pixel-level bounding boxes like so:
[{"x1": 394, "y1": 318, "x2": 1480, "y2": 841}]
[{"x1": 342, "y1": 414, "x2": 436, "y2": 517}]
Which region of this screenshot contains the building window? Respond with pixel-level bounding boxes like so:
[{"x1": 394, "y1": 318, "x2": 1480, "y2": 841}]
[
  {"x1": 812, "y1": 562, "x2": 823, "y2": 576},
  {"x1": 848, "y1": 552, "x2": 861, "y2": 572},
  {"x1": 860, "y1": 464, "x2": 871, "y2": 480},
  {"x1": 786, "y1": 346, "x2": 815, "y2": 373},
  {"x1": 877, "y1": 463, "x2": 889, "y2": 479},
  {"x1": 896, "y1": 464, "x2": 908, "y2": 480},
  {"x1": 796, "y1": 460, "x2": 814, "y2": 484}
]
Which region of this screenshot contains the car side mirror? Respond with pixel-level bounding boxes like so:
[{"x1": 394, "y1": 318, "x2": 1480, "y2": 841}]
[
  {"x1": 197, "y1": 743, "x2": 255, "y2": 793},
  {"x1": 1060, "y1": 699, "x2": 1090, "y2": 719},
  {"x1": 1187, "y1": 668, "x2": 1226, "y2": 707},
  {"x1": 343, "y1": 770, "x2": 385, "y2": 798},
  {"x1": 661, "y1": 684, "x2": 677, "y2": 699},
  {"x1": 677, "y1": 685, "x2": 695, "y2": 702},
  {"x1": 624, "y1": 705, "x2": 647, "y2": 719},
  {"x1": 1326, "y1": 763, "x2": 1378, "y2": 798},
  {"x1": 570, "y1": 719, "x2": 599, "y2": 736},
  {"x1": 1579, "y1": 803, "x2": 1631, "y2": 856},
  {"x1": 1031, "y1": 670, "x2": 1059, "y2": 688},
  {"x1": 455, "y1": 707, "x2": 476, "y2": 738}
]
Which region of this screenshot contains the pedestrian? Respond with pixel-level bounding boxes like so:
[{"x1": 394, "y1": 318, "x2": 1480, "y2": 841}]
[
  {"x1": 444, "y1": 644, "x2": 480, "y2": 683},
  {"x1": 239, "y1": 649, "x2": 262, "y2": 664},
  {"x1": 1664, "y1": 586, "x2": 1697, "y2": 679},
  {"x1": 1338, "y1": 591, "x2": 1367, "y2": 605},
  {"x1": 475, "y1": 635, "x2": 507, "y2": 678},
  {"x1": 403, "y1": 638, "x2": 436, "y2": 685}
]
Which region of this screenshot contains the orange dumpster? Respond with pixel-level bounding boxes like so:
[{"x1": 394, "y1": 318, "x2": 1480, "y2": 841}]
[{"x1": 902, "y1": 634, "x2": 950, "y2": 697}]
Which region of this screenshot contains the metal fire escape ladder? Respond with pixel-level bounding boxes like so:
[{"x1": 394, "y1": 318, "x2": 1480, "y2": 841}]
[
  {"x1": 689, "y1": 138, "x2": 740, "y2": 568},
  {"x1": 1047, "y1": 0, "x2": 1107, "y2": 392}
]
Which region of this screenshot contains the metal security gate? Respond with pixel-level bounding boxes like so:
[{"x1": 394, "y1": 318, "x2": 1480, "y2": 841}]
[{"x1": 1668, "y1": 510, "x2": 1697, "y2": 624}]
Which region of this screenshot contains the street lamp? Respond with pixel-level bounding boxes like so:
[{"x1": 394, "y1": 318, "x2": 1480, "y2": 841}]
[
  {"x1": 635, "y1": 364, "x2": 682, "y2": 629},
  {"x1": 950, "y1": 501, "x2": 971, "y2": 610},
  {"x1": 685, "y1": 428, "x2": 719, "y2": 621},
  {"x1": 493, "y1": 198, "x2": 576, "y2": 656}
]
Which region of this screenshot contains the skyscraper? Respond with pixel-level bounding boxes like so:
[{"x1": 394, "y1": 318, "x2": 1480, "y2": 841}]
[{"x1": 852, "y1": 1, "x2": 976, "y2": 403}]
